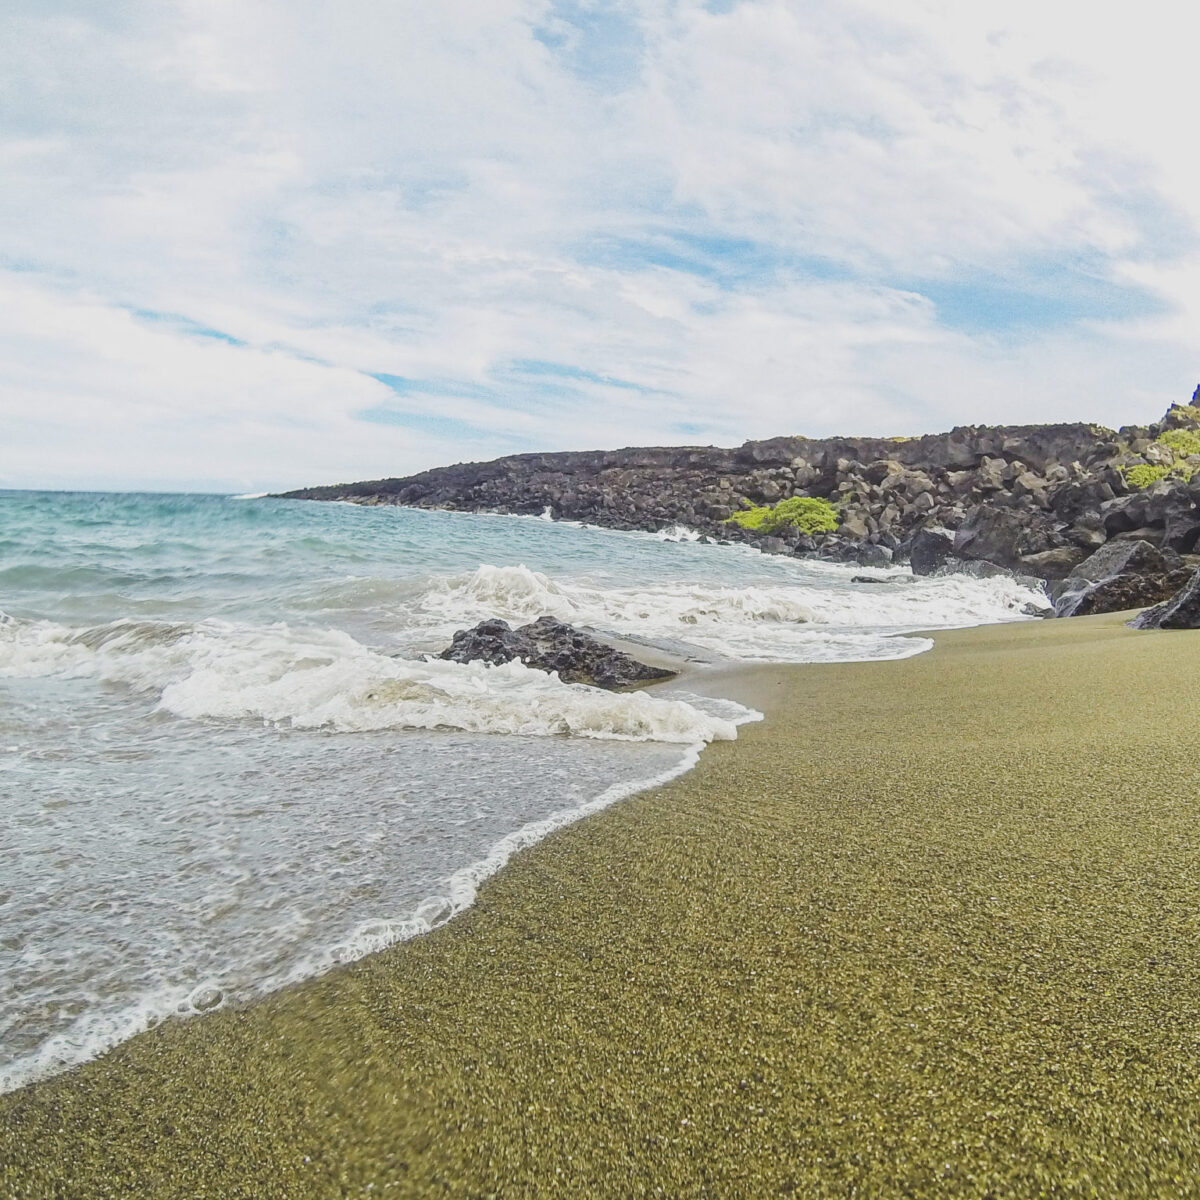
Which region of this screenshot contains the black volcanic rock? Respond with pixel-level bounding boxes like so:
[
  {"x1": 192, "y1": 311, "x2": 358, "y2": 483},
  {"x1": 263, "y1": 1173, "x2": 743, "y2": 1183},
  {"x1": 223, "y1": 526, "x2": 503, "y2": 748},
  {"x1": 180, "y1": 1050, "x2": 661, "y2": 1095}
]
[
  {"x1": 908, "y1": 528, "x2": 954, "y2": 575},
  {"x1": 439, "y1": 616, "x2": 675, "y2": 689},
  {"x1": 953, "y1": 504, "x2": 1052, "y2": 568},
  {"x1": 1052, "y1": 540, "x2": 1181, "y2": 618},
  {"x1": 1068, "y1": 568, "x2": 1194, "y2": 618},
  {"x1": 1131, "y1": 567, "x2": 1200, "y2": 630}
]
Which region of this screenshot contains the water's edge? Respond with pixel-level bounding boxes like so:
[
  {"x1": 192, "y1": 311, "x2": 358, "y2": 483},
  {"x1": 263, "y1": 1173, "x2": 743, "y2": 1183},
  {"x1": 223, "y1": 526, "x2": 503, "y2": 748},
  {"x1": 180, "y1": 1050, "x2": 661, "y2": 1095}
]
[{"x1": 0, "y1": 680, "x2": 761, "y2": 1095}]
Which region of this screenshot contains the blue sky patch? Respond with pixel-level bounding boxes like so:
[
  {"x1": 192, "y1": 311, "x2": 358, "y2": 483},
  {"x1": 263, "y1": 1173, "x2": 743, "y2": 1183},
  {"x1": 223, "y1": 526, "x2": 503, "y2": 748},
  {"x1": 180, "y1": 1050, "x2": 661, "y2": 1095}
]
[
  {"x1": 533, "y1": 2, "x2": 644, "y2": 91},
  {"x1": 904, "y1": 258, "x2": 1169, "y2": 336},
  {"x1": 506, "y1": 359, "x2": 642, "y2": 390},
  {"x1": 129, "y1": 308, "x2": 247, "y2": 346},
  {"x1": 578, "y1": 228, "x2": 852, "y2": 288}
]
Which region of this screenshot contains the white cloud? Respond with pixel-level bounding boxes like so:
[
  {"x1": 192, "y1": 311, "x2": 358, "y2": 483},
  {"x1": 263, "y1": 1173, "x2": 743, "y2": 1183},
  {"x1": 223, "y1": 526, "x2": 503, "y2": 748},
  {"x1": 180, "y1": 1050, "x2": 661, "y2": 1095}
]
[{"x1": 0, "y1": 0, "x2": 1196, "y2": 491}]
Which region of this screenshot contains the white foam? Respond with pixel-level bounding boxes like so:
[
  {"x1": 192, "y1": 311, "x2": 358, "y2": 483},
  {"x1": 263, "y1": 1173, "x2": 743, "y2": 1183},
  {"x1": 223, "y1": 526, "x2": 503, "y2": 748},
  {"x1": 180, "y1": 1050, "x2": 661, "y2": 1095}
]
[
  {"x1": 0, "y1": 696, "x2": 761, "y2": 1096},
  {"x1": 0, "y1": 982, "x2": 200, "y2": 1095},
  {"x1": 654, "y1": 524, "x2": 703, "y2": 542},
  {"x1": 0, "y1": 616, "x2": 735, "y2": 744},
  {"x1": 404, "y1": 562, "x2": 1044, "y2": 663}
]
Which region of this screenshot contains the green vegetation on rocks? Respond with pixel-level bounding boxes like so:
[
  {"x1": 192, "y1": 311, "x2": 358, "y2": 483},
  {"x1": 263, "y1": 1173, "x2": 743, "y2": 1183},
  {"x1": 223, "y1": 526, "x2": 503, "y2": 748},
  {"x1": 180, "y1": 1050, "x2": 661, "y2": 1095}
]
[
  {"x1": 1123, "y1": 425, "x2": 1200, "y2": 490},
  {"x1": 1123, "y1": 463, "x2": 1173, "y2": 490},
  {"x1": 726, "y1": 495, "x2": 839, "y2": 535},
  {"x1": 1156, "y1": 428, "x2": 1200, "y2": 459}
]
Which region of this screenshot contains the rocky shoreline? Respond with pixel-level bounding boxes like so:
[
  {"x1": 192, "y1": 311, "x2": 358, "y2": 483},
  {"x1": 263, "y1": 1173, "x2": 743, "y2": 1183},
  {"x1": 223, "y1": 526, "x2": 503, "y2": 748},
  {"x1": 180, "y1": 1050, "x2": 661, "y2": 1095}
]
[{"x1": 281, "y1": 389, "x2": 1200, "y2": 619}]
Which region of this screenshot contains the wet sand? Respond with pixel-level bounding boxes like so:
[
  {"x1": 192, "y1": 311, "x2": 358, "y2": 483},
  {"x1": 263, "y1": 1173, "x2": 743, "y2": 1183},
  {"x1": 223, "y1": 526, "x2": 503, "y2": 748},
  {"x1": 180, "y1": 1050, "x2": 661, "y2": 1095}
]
[{"x1": 4, "y1": 612, "x2": 1200, "y2": 1198}]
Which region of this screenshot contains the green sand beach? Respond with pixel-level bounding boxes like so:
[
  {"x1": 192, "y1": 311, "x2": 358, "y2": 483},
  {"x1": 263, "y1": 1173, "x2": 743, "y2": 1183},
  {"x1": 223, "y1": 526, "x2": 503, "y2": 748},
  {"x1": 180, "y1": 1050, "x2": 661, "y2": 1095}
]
[{"x1": 4, "y1": 612, "x2": 1200, "y2": 1198}]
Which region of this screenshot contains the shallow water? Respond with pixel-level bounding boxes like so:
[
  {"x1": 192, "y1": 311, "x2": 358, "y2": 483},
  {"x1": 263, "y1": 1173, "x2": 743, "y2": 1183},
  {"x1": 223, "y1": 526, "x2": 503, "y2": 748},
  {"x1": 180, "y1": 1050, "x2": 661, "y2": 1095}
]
[{"x1": 0, "y1": 491, "x2": 1046, "y2": 1090}]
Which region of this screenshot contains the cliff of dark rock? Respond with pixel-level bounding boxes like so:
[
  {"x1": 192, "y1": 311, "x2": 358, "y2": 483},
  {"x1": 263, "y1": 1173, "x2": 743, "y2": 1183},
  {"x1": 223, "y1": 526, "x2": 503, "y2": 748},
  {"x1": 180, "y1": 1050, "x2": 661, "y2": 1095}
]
[{"x1": 279, "y1": 388, "x2": 1200, "y2": 612}]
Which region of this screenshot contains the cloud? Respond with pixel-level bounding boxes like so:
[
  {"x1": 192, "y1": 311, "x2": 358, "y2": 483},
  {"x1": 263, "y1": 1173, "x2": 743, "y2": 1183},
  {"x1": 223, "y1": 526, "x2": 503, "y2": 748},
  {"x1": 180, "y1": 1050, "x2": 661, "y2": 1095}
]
[{"x1": 0, "y1": 0, "x2": 1197, "y2": 490}]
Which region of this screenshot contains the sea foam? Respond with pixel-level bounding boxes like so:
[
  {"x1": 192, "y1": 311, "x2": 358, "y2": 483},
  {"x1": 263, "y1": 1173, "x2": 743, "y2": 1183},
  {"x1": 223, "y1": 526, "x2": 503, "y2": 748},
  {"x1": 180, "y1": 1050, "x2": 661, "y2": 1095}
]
[{"x1": 0, "y1": 615, "x2": 735, "y2": 743}]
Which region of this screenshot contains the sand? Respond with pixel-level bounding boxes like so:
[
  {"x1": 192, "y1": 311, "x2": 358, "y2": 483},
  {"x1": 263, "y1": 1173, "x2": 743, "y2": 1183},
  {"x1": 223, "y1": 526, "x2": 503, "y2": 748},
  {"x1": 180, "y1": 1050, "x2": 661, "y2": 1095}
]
[{"x1": 3, "y1": 612, "x2": 1200, "y2": 1198}]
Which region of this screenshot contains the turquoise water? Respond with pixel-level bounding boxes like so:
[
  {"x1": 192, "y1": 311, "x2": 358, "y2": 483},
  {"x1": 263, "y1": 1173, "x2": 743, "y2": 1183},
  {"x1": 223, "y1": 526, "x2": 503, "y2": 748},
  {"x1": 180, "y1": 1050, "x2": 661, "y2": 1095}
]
[{"x1": 0, "y1": 491, "x2": 1045, "y2": 1091}]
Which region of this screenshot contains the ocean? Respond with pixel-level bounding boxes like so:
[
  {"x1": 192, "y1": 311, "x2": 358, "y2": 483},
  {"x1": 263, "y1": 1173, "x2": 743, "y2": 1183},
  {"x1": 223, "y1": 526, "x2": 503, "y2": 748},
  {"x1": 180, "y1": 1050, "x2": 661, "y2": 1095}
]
[{"x1": 0, "y1": 491, "x2": 1047, "y2": 1092}]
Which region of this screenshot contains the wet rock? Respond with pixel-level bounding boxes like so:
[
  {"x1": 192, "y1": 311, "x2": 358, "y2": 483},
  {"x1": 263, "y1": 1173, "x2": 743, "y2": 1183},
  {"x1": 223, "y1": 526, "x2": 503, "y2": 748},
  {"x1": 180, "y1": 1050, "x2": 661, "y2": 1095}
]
[
  {"x1": 188, "y1": 985, "x2": 224, "y2": 1013},
  {"x1": 440, "y1": 616, "x2": 675, "y2": 689},
  {"x1": 937, "y1": 558, "x2": 1018, "y2": 580},
  {"x1": 850, "y1": 573, "x2": 913, "y2": 585},
  {"x1": 1052, "y1": 540, "x2": 1176, "y2": 618},
  {"x1": 1065, "y1": 568, "x2": 1193, "y2": 619},
  {"x1": 907, "y1": 528, "x2": 955, "y2": 576},
  {"x1": 1131, "y1": 567, "x2": 1200, "y2": 629}
]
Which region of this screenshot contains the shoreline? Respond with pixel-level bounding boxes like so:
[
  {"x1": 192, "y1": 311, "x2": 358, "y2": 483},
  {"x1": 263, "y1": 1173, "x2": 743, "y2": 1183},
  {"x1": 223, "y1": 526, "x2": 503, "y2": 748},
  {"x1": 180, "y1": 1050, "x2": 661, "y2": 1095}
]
[{"x1": 6, "y1": 611, "x2": 1200, "y2": 1195}]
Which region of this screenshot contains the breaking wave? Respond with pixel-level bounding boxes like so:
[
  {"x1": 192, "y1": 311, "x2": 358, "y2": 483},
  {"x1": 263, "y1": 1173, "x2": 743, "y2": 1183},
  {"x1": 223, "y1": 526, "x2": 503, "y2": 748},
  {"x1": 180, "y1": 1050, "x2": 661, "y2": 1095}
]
[{"x1": 0, "y1": 614, "x2": 736, "y2": 744}]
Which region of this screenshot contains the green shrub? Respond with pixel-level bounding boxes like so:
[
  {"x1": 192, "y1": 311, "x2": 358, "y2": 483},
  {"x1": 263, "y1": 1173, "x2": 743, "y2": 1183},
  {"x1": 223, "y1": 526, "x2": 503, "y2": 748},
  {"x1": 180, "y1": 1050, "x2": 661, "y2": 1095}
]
[
  {"x1": 1156, "y1": 428, "x2": 1200, "y2": 458},
  {"x1": 1123, "y1": 463, "x2": 1172, "y2": 490},
  {"x1": 727, "y1": 496, "x2": 839, "y2": 535},
  {"x1": 726, "y1": 504, "x2": 772, "y2": 531}
]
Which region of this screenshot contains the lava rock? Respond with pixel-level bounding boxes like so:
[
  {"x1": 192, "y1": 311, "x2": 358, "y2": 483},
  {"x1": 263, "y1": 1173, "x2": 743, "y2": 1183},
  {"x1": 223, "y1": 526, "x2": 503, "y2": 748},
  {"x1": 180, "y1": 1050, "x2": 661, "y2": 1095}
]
[
  {"x1": 1131, "y1": 567, "x2": 1200, "y2": 629},
  {"x1": 1017, "y1": 547, "x2": 1086, "y2": 580},
  {"x1": 953, "y1": 504, "x2": 1032, "y2": 567},
  {"x1": 907, "y1": 528, "x2": 955, "y2": 576},
  {"x1": 440, "y1": 616, "x2": 675, "y2": 689},
  {"x1": 1052, "y1": 539, "x2": 1175, "y2": 617},
  {"x1": 1064, "y1": 568, "x2": 1194, "y2": 618},
  {"x1": 275, "y1": 395, "x2": 1200, "y2": 574},
  {"x1": 855, "y1": 543, "x2": 894, "y2": 568}
]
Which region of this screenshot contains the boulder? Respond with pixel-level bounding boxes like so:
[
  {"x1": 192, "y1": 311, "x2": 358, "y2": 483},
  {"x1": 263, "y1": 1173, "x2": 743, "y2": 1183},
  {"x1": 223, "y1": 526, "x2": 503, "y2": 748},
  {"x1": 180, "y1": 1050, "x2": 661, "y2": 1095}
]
[
  {"x1": 1052, "y1": 540, "x2": 1177, "y2": 618},
  {"x1": 855, "y1": 543, "x2": 894, "y2": 567},
  {"x1": 1066, "y1": 568, "x2": 1193, "y2": 619},
  {"x1": 440, "y1": 616, "x2": 675, "y2": 689},
  {"x1": 954, "y1": 503, "x2": 1045, "y2": 567},
  {"x1": 1068, "y1": 538, "x2": 1169, "y2": 584},
  {"x1": 1131, "y1": 567, "x2": 1200, "y2": 629},
  {"x1": 908, "y1": 528, "x2": 955, "y2": 576},
  {"x1": 1017, "y1": 547, "x2": 1085, "y2": 580},
  {"x1": 1099, "y1": 482, "x2": 1200, "y2": 550},
  {"x1": 1064, "y1": 516, "x2": 1106, "y2": 551},
  {"x1": 839, "y1": 512, "x2": 870, "y2": 540}
]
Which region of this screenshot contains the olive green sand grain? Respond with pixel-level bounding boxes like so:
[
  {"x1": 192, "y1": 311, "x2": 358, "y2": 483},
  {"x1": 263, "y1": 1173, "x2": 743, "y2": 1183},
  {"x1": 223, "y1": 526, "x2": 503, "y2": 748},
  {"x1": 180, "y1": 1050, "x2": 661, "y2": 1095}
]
[{"x1": 5, "y1": 614, "x2": 1200, "y2": 1198}]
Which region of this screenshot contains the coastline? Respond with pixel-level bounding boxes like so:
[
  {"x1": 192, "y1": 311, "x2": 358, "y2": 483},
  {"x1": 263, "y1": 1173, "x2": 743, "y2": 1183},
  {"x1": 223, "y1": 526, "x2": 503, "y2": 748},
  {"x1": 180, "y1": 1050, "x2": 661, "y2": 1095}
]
[{"x1": 5, "y1": 612, "x2": 1200, "y2": 1196}]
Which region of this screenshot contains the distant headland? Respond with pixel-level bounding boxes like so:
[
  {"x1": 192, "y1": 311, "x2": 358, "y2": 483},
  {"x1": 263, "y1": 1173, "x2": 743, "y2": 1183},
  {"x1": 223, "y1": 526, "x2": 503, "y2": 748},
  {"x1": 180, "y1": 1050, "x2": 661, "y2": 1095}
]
[{"x1": 280, "y1": 386, "x2": 1200, "y2": 619}]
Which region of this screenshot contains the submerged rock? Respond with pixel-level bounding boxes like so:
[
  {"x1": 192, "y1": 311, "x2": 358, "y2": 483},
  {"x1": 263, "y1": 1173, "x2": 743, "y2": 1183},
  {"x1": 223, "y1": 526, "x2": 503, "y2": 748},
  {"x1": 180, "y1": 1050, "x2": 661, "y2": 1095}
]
[
  {"x1": 1131, "y1": 567, "x2": 1200, "y2": 629},
  {"x1": 440, "y1": 616, "x2": 676, "y2": 689}
]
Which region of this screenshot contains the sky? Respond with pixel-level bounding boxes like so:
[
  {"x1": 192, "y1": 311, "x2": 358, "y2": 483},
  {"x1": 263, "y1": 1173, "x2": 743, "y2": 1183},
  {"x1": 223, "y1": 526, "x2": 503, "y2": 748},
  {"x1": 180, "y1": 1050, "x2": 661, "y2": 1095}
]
[{"x1": 2, "y1": 1, "x2": 1199, "y2": 493}]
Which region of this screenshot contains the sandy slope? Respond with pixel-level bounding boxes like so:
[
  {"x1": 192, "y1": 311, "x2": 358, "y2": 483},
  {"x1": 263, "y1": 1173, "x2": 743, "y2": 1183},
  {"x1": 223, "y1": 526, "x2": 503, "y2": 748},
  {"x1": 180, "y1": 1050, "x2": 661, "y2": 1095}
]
[{"x1": 4, "y1": 612, "x2": 1199, "y2": 1198}]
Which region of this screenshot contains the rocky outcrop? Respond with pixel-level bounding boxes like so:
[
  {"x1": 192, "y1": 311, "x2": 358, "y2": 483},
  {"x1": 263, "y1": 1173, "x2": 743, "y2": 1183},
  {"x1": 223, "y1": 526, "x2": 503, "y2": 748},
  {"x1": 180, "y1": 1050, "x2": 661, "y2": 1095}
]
[
  {"x1": 1131, "y1": 567, "x2": 1200, "y2": 630},
  {"x1": 281, "y1": 390, "x2": 1200, "y2": 613},
  {"x1": 439, "y1": 616, "x2": 675, "y2": 689},
  {"x1": 1051, "y1": 540, "x2": 1192, "y2": 618}
]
